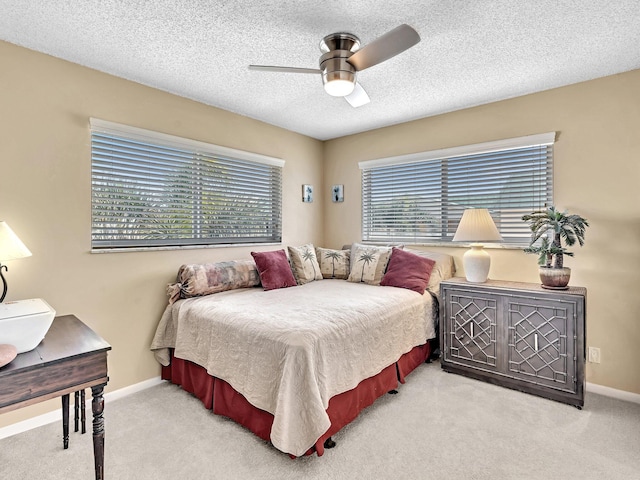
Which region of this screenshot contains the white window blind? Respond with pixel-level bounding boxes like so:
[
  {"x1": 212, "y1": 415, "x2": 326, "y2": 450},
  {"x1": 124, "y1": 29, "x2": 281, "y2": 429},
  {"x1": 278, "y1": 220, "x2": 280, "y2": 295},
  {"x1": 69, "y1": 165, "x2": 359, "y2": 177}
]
[
  {"x1": 90, "y1": 119, "x2": 284, "y2": 249},
  {"x1": 360, "y1": 133, "x2": 554, "y2": 245}
]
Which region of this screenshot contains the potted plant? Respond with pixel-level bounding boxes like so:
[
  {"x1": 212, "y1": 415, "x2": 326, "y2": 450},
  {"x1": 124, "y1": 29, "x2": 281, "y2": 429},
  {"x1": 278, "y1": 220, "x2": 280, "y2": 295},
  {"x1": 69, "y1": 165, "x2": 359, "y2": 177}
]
[{"x1": 522, "y1": 206, "x2": 589, "y2": 289}]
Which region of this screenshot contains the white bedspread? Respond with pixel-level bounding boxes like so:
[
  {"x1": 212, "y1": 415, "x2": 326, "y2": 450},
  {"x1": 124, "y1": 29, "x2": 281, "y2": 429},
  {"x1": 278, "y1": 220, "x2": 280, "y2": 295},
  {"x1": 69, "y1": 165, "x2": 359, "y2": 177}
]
[{"x1": 151, "y1": 279, "x2": 436, "y2": 456}]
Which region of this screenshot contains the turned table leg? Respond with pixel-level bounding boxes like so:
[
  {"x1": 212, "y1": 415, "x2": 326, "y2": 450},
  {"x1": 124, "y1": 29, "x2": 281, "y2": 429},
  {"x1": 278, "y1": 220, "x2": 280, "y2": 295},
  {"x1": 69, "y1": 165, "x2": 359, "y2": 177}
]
[
  {"x1": 81, "y1": 389, "x2": 87, "y2": 434},
  {"x1": 61, "y1": 394, "x2": 70, "y2": 449},
  {"x1": 74, "y1": 391, "x2": 80, "y2": 432},
  {"x1": 91, "y1": 384, "x2": 106, "y2": 480}
]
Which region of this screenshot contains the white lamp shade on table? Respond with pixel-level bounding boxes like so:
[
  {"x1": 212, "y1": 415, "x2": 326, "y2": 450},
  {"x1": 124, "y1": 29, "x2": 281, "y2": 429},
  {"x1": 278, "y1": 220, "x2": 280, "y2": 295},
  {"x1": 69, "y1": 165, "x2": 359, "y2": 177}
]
[
  {"x1": 0, "y1": 222, "x2": 32, "y2": 262},
  {"x1": 453, "y1": 209, "x2": 502, "y2": 283}
]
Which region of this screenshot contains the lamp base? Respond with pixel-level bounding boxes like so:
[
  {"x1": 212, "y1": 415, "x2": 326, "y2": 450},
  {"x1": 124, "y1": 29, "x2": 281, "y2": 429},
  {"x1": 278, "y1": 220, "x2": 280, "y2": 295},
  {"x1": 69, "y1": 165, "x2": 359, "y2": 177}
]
[
  {"x1": 0, "y1": 264, "x2": 7, "y2": 303},
  {"x1": 463, "y1": 245, "x2": 491, "y2": 283}
]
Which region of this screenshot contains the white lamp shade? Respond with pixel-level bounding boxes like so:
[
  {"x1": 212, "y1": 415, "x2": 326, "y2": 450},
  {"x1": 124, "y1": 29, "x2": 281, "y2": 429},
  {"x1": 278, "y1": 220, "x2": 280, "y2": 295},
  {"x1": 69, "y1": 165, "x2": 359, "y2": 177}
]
[
  {"x1": 452, "y1": 208, "x2": 502, "y2": 242},
  {"x1": 0, "y1": 221, "x2": 32, "y2": 262}
]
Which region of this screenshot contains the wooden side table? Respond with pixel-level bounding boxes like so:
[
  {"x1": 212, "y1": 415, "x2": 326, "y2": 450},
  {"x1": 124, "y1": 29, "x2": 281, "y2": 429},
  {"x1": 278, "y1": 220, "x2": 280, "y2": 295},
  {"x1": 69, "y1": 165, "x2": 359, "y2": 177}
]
[{"x1": 0, "y1": 315, "x2": 111, "y2": 479}]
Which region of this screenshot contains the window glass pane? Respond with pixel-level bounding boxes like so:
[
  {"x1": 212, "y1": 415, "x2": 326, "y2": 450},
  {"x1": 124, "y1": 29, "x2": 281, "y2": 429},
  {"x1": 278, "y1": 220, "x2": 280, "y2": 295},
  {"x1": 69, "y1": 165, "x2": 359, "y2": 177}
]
[
  {"x1": 362, "y1": 138, "x2": 553, "y2": 245},
  {"x1": 91, "y1": 122, "x2": 282, "y2": 249}
]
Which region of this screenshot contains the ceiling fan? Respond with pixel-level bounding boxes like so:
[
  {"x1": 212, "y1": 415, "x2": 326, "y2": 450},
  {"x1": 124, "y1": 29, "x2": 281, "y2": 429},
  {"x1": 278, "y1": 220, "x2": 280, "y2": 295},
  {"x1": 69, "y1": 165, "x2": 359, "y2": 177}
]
[{"x1": 249, "y1": 24, "x2": 420, "y2": 108}]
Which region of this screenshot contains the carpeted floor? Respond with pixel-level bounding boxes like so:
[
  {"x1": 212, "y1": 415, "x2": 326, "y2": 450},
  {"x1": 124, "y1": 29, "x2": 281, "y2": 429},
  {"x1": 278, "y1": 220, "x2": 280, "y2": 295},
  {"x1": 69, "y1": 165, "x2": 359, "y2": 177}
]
[{"x1": 1, "y1": 361, "x2": 639, "y2": 480}]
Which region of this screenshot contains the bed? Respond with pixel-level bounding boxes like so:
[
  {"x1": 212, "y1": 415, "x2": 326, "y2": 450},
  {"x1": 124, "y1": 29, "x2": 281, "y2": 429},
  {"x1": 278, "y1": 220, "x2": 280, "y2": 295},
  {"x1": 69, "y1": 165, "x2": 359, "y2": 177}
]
[{"x1": 151, "y1": 246, "x2": 453, "y2": 457}]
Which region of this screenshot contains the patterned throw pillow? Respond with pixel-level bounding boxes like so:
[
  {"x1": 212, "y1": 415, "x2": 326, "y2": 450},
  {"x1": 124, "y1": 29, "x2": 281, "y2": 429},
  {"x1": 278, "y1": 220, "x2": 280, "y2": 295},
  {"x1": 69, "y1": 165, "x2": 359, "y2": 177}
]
[
  {"x1": 287, "y1": 244, "x2": 323, "y2": 285},
  {"x1": 316, "y1": 247, "x2": 350, "y2": 279},
  {"x1": 347, "y1": 243, "x2": 393, "y2": 285},
  {"x1": 167, "y1": 259, "x2": 261, "y2": 304},
  {"x1": 347, "y1": 246, "x2": 384, "y2": 284}
]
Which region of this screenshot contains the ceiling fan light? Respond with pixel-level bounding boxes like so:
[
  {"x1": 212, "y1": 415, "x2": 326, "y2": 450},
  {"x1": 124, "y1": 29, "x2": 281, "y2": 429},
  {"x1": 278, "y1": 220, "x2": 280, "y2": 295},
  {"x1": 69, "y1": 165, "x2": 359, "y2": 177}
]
[
  {"x1": 322, "y1": 68, "x2": 356, "y2": 97},
  {"x1": 324, "y1": 79, "x2": 355, "y2": 97}
]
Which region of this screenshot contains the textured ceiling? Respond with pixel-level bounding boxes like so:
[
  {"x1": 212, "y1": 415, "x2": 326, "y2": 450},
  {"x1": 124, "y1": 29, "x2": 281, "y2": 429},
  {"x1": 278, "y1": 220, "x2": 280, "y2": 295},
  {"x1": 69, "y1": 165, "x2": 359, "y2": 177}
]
[{"x1": 1, "y1": 1, "x2": 640, "y2": 140}]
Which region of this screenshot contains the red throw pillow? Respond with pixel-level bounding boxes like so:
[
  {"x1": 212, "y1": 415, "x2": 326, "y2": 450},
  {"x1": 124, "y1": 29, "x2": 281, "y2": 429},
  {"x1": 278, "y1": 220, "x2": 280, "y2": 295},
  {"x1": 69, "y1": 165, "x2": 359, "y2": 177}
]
[
  {"x1": 380, "y1": 247, "x2": 436, "y2": 294},
  {"x1": 251, "y1": 250, "x2": 298, "y2": 291}
]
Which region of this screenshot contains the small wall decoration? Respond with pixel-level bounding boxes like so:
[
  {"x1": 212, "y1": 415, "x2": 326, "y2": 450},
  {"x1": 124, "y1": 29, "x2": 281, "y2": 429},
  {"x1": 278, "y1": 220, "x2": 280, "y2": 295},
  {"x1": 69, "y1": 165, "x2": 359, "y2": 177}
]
[
  {"x1": 302, "y1": 184, "x2": 313, "y2": 203},
  {"x1": 331, "y1": 184, "x2": 344, "y2": 203}
]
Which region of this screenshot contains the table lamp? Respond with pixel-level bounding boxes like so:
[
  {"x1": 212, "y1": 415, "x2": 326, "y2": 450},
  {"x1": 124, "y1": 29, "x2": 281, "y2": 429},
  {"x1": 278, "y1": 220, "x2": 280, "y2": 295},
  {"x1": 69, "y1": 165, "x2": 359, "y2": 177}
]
[
  {"x1": 0, "y1": 221, "x2": 32, "y2": 302},
  {"x1": 452, "y1": 208, "x2": 502, "y2": 283}
]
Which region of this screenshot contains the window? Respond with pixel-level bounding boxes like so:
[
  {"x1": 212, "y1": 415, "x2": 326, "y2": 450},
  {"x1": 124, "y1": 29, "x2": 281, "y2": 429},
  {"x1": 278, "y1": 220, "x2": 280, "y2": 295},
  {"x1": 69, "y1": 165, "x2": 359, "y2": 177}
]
[
  {"x1": 360, "y1": 133, "x2": 554, "y2": 245},
  {"x1": 90, "y1": 119, "x2": 284, "y2": 250}
]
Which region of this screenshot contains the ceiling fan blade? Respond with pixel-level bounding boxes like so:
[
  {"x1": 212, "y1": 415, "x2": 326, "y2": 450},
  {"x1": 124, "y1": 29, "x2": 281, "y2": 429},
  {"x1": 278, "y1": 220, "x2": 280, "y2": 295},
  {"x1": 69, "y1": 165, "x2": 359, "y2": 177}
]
[
  {"x1": 249, "y1": 65, "x2": 321, "y2": 74},
  {"x1": 348, "y1": 24, "x2": 420, "y2": 71},
  {"x1": 345, "y1": 83, "x2": 370, "y2": 108}
]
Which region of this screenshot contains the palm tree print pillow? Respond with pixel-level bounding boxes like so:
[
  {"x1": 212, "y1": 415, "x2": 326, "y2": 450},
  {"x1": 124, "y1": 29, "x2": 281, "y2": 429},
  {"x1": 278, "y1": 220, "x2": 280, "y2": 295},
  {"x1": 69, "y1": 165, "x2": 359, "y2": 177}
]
[
  {"x1": 347, "y1": 244, "x2": 394, "y2": 285},
  {"x1": 347, "y1": 247, "x2": 383, "y2": 284},
  {"x1": 287, "y1": 244, "x2": 323, "y2": 285},
  {"x1": 316, "y1": 247, "x2": 350, "y2": 279}
]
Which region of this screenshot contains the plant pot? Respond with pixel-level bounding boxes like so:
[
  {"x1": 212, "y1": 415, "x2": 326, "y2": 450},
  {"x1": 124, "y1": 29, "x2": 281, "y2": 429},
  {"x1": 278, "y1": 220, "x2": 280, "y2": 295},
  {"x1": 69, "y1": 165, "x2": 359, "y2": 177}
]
[{"x1": 539, "y1": 266, "x2": 571, "y2": 290}]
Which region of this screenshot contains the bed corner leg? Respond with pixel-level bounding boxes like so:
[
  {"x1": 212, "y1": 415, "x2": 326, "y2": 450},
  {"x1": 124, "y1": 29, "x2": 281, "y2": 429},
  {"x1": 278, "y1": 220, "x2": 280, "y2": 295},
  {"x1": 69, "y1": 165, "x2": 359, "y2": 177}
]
[{"x1": 324, "y1": 437, "x2": 336, "y2": 449}]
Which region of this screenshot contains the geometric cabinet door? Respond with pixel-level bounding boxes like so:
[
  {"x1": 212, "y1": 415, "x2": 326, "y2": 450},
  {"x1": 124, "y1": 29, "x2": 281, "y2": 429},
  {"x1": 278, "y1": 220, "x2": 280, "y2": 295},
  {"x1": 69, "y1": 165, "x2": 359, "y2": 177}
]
[
  {"x1": 507, "y1": 297, "x2": 577, "y2": 393},
  {"x1": 445, "y1": 292, "x2": 499, "y2": 372}
]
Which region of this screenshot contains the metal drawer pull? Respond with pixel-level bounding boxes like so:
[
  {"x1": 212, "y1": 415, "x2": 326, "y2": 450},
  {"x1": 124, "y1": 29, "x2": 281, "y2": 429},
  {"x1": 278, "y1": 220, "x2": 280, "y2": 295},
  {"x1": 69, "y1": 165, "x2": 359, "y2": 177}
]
[{"x1": 534, "y1": 333, "x2": 538, "y2": 352}]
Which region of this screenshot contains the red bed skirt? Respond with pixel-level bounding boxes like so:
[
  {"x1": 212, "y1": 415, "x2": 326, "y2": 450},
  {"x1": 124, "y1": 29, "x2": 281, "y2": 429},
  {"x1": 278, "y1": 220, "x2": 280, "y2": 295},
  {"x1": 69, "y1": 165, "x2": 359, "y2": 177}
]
[{"x1": 162, "y1": 342, "x2": 431, "y2": 456}]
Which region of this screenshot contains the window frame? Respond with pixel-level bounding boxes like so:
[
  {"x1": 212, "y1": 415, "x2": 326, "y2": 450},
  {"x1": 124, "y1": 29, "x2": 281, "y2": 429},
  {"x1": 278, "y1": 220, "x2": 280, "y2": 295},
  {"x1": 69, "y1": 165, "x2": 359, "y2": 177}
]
[
  {"x1": 359, "y1": 132, "x2": 555, "y2": 247},
  {"x1": 90, "y1": 118, "x2": 285, "y2": 252}
]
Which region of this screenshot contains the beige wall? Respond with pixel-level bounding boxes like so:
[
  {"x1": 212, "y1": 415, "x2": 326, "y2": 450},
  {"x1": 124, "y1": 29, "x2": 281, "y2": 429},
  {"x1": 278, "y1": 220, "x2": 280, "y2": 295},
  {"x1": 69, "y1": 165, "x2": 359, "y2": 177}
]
[
  {"x1": 324, "y1": 69, "x2": 640, "y2": 395},
  {"x1": 0, "y1": 41, "x2": 324, "y2": 427},
  {"x1": 1, "y1": 39, "x2": 638, "y2": 430}
]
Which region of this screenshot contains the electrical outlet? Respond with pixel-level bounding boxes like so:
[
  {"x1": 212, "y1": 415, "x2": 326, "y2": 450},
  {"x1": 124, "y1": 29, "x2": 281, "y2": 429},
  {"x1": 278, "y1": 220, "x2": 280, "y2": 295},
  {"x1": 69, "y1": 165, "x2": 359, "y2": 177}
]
[{"x1": 588, "y1": 346, "x2": 601, "y2": 364}]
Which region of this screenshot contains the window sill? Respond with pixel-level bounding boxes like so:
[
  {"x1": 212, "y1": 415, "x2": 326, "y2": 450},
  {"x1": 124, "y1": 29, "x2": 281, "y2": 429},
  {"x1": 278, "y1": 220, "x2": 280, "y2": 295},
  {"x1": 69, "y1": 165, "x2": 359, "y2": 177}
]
[{"x1": 361, "y1": 241, "x2": 526, "y2": 251}]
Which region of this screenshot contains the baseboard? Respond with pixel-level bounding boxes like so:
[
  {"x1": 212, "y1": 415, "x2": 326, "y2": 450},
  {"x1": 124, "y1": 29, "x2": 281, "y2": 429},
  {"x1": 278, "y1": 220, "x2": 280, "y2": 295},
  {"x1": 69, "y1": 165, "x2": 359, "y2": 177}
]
[
  {"x1": 587, "y1": 382, "x2": 640, "y2": 405},
  {"x1": 100, "y1": 376, "x2": 165, "y2": 403},
  {"x1": 0, "y1": 376, "x2": 164, "y2": 440}
]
